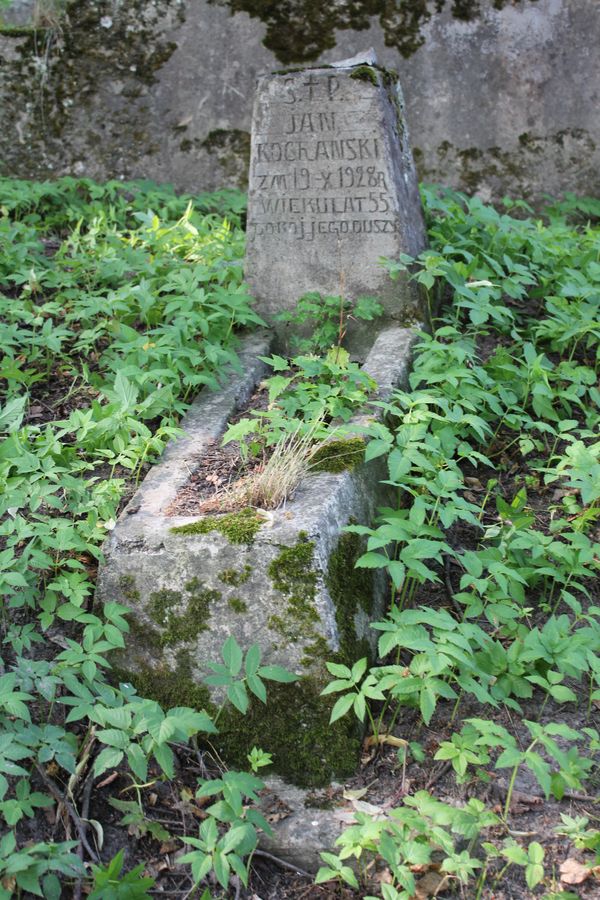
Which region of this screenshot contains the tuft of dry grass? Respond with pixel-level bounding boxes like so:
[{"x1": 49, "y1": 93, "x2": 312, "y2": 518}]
[{"x1": 226, "y1": 423, "x2": 322, "y2": 510}]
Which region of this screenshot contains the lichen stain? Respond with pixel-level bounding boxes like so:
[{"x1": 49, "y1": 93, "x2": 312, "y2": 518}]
[
  {"x1": 421, "y1": 129, "x2": 597, "y2": 200},
  {"x1": 0, "y1": 0, "x2": 183, "y2": 179},
  {"x1": 200, "y1": 129, "x2": 251, "y2": 188},
  {"x1": 209, "y1": 0, "x2": 540, "y2": 64}
]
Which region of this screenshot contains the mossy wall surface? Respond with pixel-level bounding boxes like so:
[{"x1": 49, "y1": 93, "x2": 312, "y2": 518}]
[{"x1": 0, "y1": 0, "x2": 598, "y2": 198}]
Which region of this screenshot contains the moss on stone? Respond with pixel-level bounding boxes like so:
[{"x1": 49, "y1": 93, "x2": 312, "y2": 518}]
[
  {"x1": 0, "y1": 0, "x2": 180, "y2": 180},
  {"x1": 216, "y1": 676, "x2": 360, "y2": 788},
  {"x1": 349, "y1": 65, "x2": 378, "y2": 86},
  {"x1": 211, "y1": 1, "x2": 537, "y2": 64},
  {"x1": 228, "y1": 596, "x2": 248, "y2": 613},
  {"x1": 218, "y1": 565, "x2": 252, "y2": 586},
  {"x1": 299, "y1": 635, "x2": 330, "y2": 668},
  {"x1": 112, "y1": 649, "x2": 214, "y2": 713},
  {"x1": 304, "y1": 792, "x2": 337, "y2": 809},
  {"x1": 147, "y1": 580, "x2": 219, "y2": 646},
  {"x1": 127, "y1": 613, "x2": 163, "y2": 652},
  {"x1": 310, "y1": 437, "x2": 366, "y2": 474},
  {"x1": 170, "y1": 508, "x2": 264, "y2": 544},
  {"x1": 119, "y1": 573, "x2": 141, "y2": 602},
  {"x1": 326, "y1": 530, "x2": 374, "y2": 663},
  {"x1": 267, "y1": 535, "x2": 321, "y2": 645},
  {"x1": 200, "y1": 128, "x2": 251, "y2": 187},
  {"x1": 0, "y1": 25, "x2": 46, "y2": 37}
]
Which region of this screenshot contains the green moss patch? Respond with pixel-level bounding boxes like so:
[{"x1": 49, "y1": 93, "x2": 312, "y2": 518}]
[
  {"x1": 218, "y1": 564, "x2": 252, "y2": 586},
  {"x1": 200, "y1": 128, "x2": 251, "y2": 187},
  {"x1": 170, "y1": 508, "x2": 265, "y2": 544},
  {"x1": 147, "y1": 578, "x2": 220, "y2": 646},
  {"x1": 326, "y1": 531, "x2": 374, "y2": 663},
  {"x1": 119, "y1": 573, "x2": 140, "y2": 602},
  {"x1": 267, "y1": 536, "x2": 321, "y2": 646},
  {"x1": 217, "y1": 677, "x2": 360, "y2": 788},
  {"x1": 310, "y1": 437, "x2": 366, "y2": 473},
  {"x1": 350, "y1": 65, "x2": 378, "y2": 86},
  {"x1": 227, "y1": 596, "x2": 248, "y2": 613},
  {"x1": 113, "y1": 649, "x2": 213, "y2": 713}
]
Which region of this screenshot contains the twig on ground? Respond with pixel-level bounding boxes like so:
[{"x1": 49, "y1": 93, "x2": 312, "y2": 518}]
[
  {"x1": 254, "y1": 848, "x2": 312, "y2": 879},
  {"x1": 34, "y1": 762, "x2": 100, "y2": 863},
  {"x1": 74, "y1": 767, "x2": 97, "y2": 900},
  {"x1": 425, "y1": 760, "x2": 452, "y2": 791},
  {"x1": 492, "y1": 779, "x2": 600, "y2": 807}
]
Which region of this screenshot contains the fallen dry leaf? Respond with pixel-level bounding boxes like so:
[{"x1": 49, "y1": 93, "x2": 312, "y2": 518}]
[
  {"x1": 351, "y1": 799, "x2": 385, "y2": 817},
  {"x1": 414, "y1": 869, "x2": 448, "y2": 898},
  {"x1": 343, "y1": 787, "x2": 369, "y2": 801},
  {"x1": 96, "y1": 771, "x2": 119, "y2": 789},
  {"x1": 364, "y1": 734, "x2": 408, "y2": 749},
  {"x1": 560, "y1": 857, "x2": 591, "y2": 885},
  {"x1": 159, "y1": 840, "x2": 180, "y2": 854}
]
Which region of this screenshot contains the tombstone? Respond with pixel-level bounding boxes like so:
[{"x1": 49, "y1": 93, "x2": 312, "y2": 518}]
[
  {"x1": 245, "y1": 51, "x2": 427, "y2": 346},
  {"x1": 97, "y1": 56, "x2": 426, "y2": 812}
]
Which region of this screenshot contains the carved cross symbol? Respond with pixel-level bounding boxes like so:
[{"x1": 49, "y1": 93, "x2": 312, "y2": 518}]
[{"x1": 303, "y1": 74, "x2": 319, "y2": 100}]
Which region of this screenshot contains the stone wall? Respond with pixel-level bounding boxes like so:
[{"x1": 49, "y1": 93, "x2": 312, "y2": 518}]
[{"x1": 1, "y1": 0, "x2": 598, "y2": 200}]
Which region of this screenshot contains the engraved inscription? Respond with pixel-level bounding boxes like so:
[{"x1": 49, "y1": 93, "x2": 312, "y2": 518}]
[
  {"x1": 255, "y1": 138, "x2": 380, "y2": 164},
  {"x1": 245, "y1": 65, "x2": 427, "y2": 325},
  {"x1": 248, "y1": 71, "x2": 401, "y2": 246}
]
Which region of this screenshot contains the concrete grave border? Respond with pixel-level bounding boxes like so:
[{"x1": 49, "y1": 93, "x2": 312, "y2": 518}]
[{"x1": 96, "y1": 325, "x2": 419, "y2": 793}]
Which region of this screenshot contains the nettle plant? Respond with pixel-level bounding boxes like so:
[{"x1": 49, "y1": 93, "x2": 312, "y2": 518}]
[
  {"x1": 222, "y1": 346, "x2": 377, "y2": 452},
  {"x1": 219, "y1": 292, "x2": 382, "y2": 506},
  {"x1": 317, "y1": 186, "x2": 600, "y2": 896},
  {"x1": 276, "y1": 290, "x2": 383, "y2": 355}
]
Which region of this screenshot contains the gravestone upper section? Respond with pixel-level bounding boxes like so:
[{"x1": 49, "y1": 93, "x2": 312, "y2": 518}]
[{"x1": 245, "y1": 59, "x2": 427, "y2": 340}]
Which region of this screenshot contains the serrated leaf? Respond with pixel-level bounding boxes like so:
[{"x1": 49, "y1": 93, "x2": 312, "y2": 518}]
[{"x1": 329, "y1": 693, "x2": 354, "y2": 724}]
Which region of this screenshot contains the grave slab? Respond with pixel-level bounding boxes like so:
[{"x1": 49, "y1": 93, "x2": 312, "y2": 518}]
[
  {"x1": 96, "y1": 326, "x2": 418, "y2": 788},
  {"x1": 245, "y1": 56, "x2": 427, "y2": 346}
]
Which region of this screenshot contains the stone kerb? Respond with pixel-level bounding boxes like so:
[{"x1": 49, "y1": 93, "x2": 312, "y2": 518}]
[
  {"x1": 245, "y1": 58, "x2": 427, "y2": 345},
  {"x1": 96, "y1": 325, "x2": 418, "y2": 788}
]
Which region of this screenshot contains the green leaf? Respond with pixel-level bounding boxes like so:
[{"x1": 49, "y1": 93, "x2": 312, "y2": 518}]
[
  {"x1": 222, "y1": 635, "x2": 243, "y2": 676},
  {"x1": 126, "y1": 744, "x2": 148, "y2": 782},
  {"x1": 246, "y1": 673, "x2": 267, "y2": 703},
  {"x1": 495, "y1": 747, "x2": 523, "y2": 769},
  {"x1": 329, "y1": 693, "x2": 354, "y2": 724},
  {"x1": 153, "y1": 742, "x2": 175, "y2": 779},
  {"x1": 245, "y1": 643, "x2": 261, "y2": 677},
  {"x1": 355, "y1": 551, "x2": 389, "y2": 568},
  {"x1": 419, "y1": 685, "x2": 437, "y2": 725},
  {"x1": 257, "y1": 665, "x2": 298, "y2": 683},
  {"x1": 94, "y1": 747, "x2": 124, "y2": 778},
  {"x1": 227, "y1": 681, "x2": 249, "y2": 714}
]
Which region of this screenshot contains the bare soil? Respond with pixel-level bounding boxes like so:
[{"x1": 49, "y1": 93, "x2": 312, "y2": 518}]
[{"x1": 166, "y1": 385, "x2": 271, "y2": 516}]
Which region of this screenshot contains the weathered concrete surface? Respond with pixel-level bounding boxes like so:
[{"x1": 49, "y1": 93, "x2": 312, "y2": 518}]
[
  {"x1": 95, "y1": 326, "x2": 417, "y2": 786},
  {"x1": 1, "y1": 0, "x2": 598, "y2": 200},
  {"x1": 258, "y1": 776, "x2": 354, "y2": 872},
  {"x1": 245, "y1": 61, "x2": 426, "y2": 329}
]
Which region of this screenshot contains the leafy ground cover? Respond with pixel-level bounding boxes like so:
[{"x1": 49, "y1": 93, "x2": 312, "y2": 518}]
[{"x1": 0, "y1": 177, "x2": 599, "y2": 899}]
